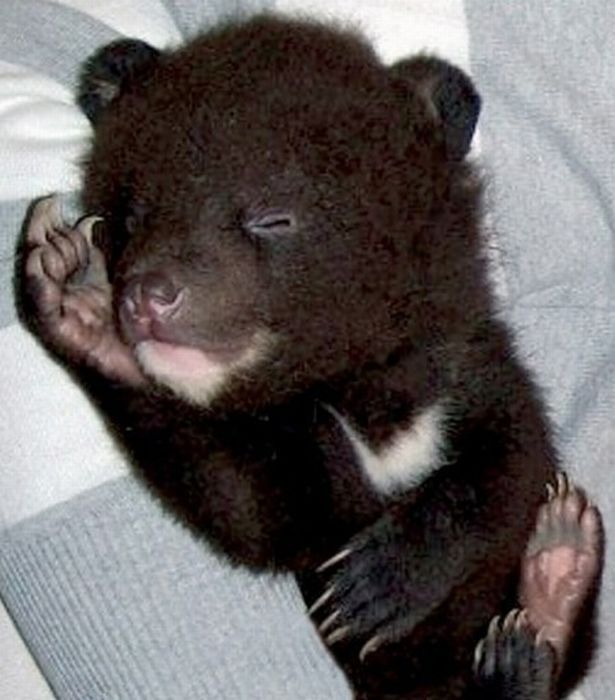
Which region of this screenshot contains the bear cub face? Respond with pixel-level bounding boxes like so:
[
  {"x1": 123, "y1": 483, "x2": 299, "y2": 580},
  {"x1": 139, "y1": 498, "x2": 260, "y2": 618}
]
[{"x1": 78, "y1": 15, "x2": 481, "y2": 410}]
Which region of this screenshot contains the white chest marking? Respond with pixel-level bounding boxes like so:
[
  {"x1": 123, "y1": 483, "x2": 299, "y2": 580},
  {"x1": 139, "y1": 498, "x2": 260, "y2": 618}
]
[{"x1": 330, "y1": 402, "x2": 447, "y2": 495}]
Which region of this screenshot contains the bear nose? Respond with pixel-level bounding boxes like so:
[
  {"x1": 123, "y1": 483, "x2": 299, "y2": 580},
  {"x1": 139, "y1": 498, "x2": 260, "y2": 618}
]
[{"x1": 120, "y1": 272, "x2": 185, "y2": 342}]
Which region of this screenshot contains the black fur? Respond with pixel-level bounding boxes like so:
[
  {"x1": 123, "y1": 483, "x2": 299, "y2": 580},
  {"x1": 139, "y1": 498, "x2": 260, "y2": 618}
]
[
  {"x1": 20, "y1": 15, "x2": 561, "y2": 699},
  {"x1": 77, "y1": 38, "x2": 161, "y2": 124}
]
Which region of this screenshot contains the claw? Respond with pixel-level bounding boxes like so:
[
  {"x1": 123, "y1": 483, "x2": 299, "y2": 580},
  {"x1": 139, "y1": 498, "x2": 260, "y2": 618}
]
[
  {"x1": 473, "y1": 638, "x2": 485, "y2": 673},
  {"x1": 75, "y1": 214, "x2": 104, "y2": 247},
  {"x1": 516, "y1": 609, "x2": 528, "y2": 629},
  {"x1": 325, "y1": 625, "x2": 351, "y2": 646},
  {"x1": 487, "y1": 614, "x2": 501, "y2": 638},
  {"x1": 317, "y1": 547, "x2": 352, "y2": 573},
  {"x1": 503, "y1": 608, "x2": 520, "y2": 632},
  {"x1": 359, "y1": 633, "x2": 384, "y2": 662},
  {"x1": 308, "y1": 586, "x2": 336, "y2": 616},
  {"x1": 556, "y1": 472, "x2": 569, "y2": 497},
  {"x1": 546, "y1": 482, "x2": 556, "y2": 501},
  {"x1": 318, "y1": 610, "x2": 341, "y2": 635}
]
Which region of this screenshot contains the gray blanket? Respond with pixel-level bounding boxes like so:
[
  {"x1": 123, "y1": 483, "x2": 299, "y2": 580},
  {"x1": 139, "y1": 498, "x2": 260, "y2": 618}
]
[{"x1": 467, "y1": 4, "x2": 615, "y2": 697}]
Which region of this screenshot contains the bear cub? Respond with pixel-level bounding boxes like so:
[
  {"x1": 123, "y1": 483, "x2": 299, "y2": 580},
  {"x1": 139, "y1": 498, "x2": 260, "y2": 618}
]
[{"x1": 19, "y1": 14, "x2": 603, "y2": 700}]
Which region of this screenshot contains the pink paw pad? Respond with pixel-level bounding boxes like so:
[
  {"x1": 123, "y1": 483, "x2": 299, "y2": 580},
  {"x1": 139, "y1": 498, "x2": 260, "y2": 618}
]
[{"x1": 519, "y1": 472, "x2": 602, "y2": 659}]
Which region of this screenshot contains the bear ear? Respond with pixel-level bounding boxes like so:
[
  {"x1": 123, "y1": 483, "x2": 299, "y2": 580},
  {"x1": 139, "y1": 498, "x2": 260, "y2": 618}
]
[
  {"x1": 390, "y1": 56, "x2": 481, "y2": 160},
  {"x1": 77, "y1": 39, "x2": 161, "y2": 125}
]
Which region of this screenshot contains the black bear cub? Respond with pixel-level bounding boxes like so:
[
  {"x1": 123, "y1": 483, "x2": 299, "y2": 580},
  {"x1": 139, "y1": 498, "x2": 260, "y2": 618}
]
[{"x1": 19, "y1": 14, "x2": 602, "y2": 700}]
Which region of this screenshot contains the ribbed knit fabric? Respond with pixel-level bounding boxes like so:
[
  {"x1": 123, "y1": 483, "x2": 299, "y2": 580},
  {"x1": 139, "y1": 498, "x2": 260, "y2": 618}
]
[
  {"x1": 159, "y1": 0, "x2": 272, "y2": 39},
  {"x1": 0, "y1": 1, "x2": 120, "y2": 88},
  {"x1": 464, "y1": 5, "x2": 615, "y2": 699},
  {"x1": 0, "y1": 477, "x2": 350, "y2": 700}
]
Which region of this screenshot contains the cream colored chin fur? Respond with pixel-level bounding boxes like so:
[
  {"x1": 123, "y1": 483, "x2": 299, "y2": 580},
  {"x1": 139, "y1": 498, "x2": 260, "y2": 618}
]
[{"x1": 135, "y1": 331, "x2": 272, "y2": 405}]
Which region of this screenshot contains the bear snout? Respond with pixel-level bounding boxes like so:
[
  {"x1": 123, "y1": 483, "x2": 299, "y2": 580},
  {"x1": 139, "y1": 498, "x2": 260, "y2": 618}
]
[{"x1": 119, "y1": 272, "x2": 186, "y2": 344}]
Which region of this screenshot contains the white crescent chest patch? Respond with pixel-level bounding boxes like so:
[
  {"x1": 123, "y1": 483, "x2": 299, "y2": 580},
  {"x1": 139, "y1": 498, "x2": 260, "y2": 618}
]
[{"x1": 328, "y1": 402, "x2": 448, "y2": 496}]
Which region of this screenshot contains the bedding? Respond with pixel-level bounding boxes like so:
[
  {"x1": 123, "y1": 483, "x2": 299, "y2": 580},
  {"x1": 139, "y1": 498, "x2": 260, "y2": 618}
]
[{"x1": 0, "y1": 1, "x2": 610, "y2": 698}]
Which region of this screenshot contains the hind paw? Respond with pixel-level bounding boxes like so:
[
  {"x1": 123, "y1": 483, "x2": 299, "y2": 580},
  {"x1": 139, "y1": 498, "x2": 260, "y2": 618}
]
[
  {"x1": 520, "y1": 472, "x2": 602, "y2": 659},
  {"x1": 474, "y1": 609, "x2": 555, "y2": 698}
]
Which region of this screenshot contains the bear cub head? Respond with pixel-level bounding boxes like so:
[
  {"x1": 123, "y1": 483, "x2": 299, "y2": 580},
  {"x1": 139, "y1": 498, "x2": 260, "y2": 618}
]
[{"x1": 77, "y1": 15, "x2": 482, "y2": 410}]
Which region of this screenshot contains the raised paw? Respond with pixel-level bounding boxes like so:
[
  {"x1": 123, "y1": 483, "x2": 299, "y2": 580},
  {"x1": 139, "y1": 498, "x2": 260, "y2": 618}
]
[
  {"x1": 474, "y1": 609, "x2": 556, "y2": 699},
  {"x1": 22, "y1": 196, "x2": 145, "y2": 385},
  {"x1": 308, "y1": 518, "x2": 438, "y2": 663},
  {"x1": 519, "y1": 472, "x2": 603, "y2": 661}
]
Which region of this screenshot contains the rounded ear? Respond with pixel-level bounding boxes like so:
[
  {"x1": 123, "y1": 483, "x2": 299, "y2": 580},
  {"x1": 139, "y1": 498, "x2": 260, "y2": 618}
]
[
  {"x1": 77, "y1": 39, "x2": 161, "y2": 125},
  {"x1": 390, "y1": 56, "x2": 481, "y2": 160}
]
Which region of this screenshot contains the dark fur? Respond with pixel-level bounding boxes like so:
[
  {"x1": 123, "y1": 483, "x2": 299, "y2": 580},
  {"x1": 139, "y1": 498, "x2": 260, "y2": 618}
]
[{"x1": 21, "y1": 15, "x2": 560, "y2": 699}]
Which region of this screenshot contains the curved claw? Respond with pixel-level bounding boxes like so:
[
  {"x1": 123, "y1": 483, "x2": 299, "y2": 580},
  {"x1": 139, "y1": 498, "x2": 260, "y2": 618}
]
[
  {"x1": 487, "y1": 614, "x2": 501, "y2": 637},
  {"x1": 359, "y1": 633, "x2": 384, "y2": 662},
  {"x1": 556, "y1": 472, "x2": 569, "y2": 497},
  {"x1": 325, "y1": 625, "x2": 351, "y2": 646},
  {"x1": 308, "y1": 586, "x2": 336, "y2": 616},
  {"x1": 502, "y1": 608, "x2": 523, "y2": 632},
  {"x1": 75, "y1": 214, "x2": 105, "y2": 247},
  {"x1": 473, "y1": 638, "x2": 485, "y2": 674},
  {"x1": 318, "y1": 610, "x2": 341, "y2": 635},
  {"x1": 316, "y1": 547, "x2": 352, "y2": 573}
]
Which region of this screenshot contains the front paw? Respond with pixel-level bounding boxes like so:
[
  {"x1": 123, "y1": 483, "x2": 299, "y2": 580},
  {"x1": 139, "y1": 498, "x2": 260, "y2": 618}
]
[
  {"x1": 22, "y1": 196, "x2": 144, "y2": 385},
  {"x1": 309, "y1": 515, "x2": 438, "y2": 662}
]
